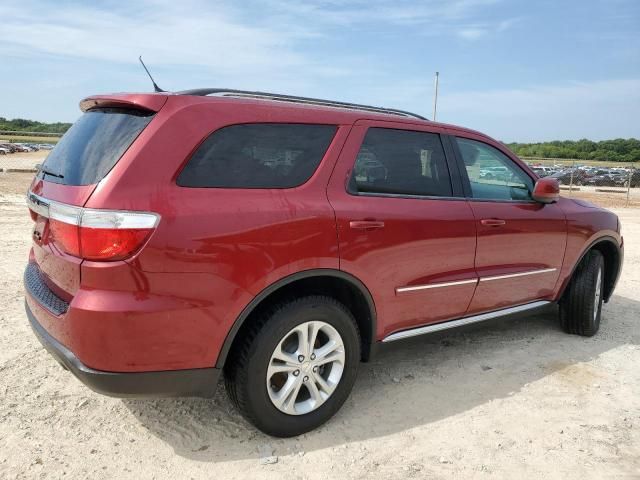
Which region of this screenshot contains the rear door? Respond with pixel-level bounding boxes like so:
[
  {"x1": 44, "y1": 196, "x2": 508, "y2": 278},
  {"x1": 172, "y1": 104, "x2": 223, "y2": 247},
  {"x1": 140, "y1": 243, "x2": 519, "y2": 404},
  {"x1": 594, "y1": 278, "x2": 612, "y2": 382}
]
[
  {"x1": 327, "y1": 120, "x2": 478, "y2": 340},
  {"x1": 28, "y1": 106, "x2": 156, "y2": 299},
  {"x1": 449, "y1": 132, "x2": 567, "y2": 314}
]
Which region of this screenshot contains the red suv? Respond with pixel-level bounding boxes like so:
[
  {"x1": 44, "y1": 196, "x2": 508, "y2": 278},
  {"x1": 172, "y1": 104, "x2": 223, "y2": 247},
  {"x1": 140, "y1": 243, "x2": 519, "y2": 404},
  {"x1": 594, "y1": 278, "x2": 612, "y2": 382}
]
[{"x1": 25, "y1": 89, "x2": 623, "y2": 437}]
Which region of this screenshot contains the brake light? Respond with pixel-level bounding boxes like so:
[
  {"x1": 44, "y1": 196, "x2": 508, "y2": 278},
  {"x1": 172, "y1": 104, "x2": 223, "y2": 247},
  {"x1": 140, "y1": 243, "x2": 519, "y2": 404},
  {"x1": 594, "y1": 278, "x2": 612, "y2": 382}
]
[
  {"x1": 78, "y1": 226, "x2": 153, "y2": 261},
  {"x1": 49, "y1": 220, "x2": 81, "y2": 257},
  {"x1": 27, "y1": 193, "x2": 159, "y2": 261}
]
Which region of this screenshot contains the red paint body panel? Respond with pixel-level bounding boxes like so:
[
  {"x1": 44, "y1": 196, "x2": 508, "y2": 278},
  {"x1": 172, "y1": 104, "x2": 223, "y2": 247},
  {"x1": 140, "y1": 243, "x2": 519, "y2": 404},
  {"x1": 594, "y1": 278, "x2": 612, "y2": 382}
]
[
  {"x1": 553, "y1": 197, "x2": 621, "y2": 297},
  {"x1": 26, "y1": 257, "x2": 231, "y2": 371},
  {"x1": 79, "y1": 93, "x2": 168, "y2": 113},
  {"x1": 25, "y1": 92, "x2": 623, "y2": 376},
  {"x1": 464, "y1": 201, "x2": 566, "y2": 313},
  {"x1": 29, "y1": 175, "x2": 96, "y2": 206},
  {"x1": 532, "y1": 177, "x2": 561, "y2": 203}
]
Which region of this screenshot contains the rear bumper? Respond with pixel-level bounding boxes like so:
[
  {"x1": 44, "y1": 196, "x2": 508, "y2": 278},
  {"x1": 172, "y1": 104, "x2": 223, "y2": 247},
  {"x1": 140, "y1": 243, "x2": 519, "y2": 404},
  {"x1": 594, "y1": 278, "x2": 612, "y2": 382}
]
[
  {"x1": 23, "y1": 255, "x2": 230, "y2": 372},
  {"x1": 26, "y1": 301, "x2": 220, "y2": 398}
]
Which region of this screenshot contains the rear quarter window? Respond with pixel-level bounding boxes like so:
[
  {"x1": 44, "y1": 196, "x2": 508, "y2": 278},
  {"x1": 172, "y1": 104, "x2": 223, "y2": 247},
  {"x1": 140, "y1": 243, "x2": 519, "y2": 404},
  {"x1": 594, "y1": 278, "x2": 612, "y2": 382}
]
[
  {"x1": 177, "y1": 123, "x2": 337, "y2": 188},
  {"x1": 41, "y1": 108, "x2": 154, "y2": 186}
]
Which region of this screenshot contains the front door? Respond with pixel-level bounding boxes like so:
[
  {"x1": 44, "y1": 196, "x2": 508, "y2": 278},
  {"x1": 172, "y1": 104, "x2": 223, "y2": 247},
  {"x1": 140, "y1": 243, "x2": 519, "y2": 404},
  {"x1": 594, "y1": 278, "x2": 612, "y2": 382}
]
[
  {"x1": 450, "y1": 133, "x2": 567, "y2": 314},
  {"x1": 327, "y1": 121, "x2": 478, "y2": 340}
]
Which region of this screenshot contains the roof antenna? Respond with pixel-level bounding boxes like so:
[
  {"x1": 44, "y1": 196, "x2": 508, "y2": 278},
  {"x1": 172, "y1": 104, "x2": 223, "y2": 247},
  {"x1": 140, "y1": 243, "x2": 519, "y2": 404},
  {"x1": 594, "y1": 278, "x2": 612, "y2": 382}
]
[{"x1": 138, "y1": 56, "x2": 165, "y2": 93}]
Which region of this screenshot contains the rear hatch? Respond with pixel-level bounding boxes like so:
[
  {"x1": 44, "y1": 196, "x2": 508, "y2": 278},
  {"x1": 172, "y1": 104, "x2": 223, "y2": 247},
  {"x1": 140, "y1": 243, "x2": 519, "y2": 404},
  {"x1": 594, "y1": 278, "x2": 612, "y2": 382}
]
[{"x1": 28, "y1": 101, "x2": 160, "y2": 302}]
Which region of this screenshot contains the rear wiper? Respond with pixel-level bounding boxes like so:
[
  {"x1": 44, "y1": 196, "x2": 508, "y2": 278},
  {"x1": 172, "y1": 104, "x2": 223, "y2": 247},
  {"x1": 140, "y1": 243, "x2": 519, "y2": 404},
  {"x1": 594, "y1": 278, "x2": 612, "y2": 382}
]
[{"x1": 38, "y1": 165, "x2": 64, "y2": 179}]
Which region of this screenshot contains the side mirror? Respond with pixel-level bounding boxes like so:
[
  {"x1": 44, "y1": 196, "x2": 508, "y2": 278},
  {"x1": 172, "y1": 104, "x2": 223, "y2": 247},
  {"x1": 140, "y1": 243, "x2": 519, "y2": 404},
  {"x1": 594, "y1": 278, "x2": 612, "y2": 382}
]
[{"x1": 532, "y1": 177, "x2": 560, "y2": 204}]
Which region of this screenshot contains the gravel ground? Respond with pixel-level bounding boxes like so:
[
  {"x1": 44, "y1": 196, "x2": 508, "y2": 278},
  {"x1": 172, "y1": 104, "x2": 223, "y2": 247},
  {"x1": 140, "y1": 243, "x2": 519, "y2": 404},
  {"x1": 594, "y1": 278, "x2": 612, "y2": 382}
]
[{"x1": 0, "y1": 172, "x2": 639, "y2": 479}]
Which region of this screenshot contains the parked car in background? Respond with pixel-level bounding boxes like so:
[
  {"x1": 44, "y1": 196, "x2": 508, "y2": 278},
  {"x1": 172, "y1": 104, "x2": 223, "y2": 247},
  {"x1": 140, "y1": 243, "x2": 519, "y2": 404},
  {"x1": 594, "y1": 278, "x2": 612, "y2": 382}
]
[
  {"x1": 25, "y1": 89, "x2": 623, "y2": 437},
  {"x1": 0, "y1": 147, "x2": 9, "y2": 155},
  {"x1": 550, "y1": 168, "x2": 590, "y2": 185},
  {"x1": 0, "y1": 143, "x2": 18, "y2": 153},
  {"x1": 625, "y1": 170, "x2": 640, "y2": 188},
  {"x1": 581, "y1": 168, "x2": 631, "y2": 187},
  {"x1": 583, "y1": 173, "x2": 625, "y2": 187},
  {"x1": 479, "y1": 165, "x2": 509, "y2": 181},
  {"x1": 530, "y1": 165, "x2": 556, "y2": 177}
]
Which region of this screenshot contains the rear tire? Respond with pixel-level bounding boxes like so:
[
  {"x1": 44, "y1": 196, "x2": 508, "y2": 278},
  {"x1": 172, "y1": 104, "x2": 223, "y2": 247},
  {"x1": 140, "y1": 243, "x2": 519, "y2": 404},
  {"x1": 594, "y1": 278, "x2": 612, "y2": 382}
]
[
  {"x1": 224, "y1": 296, "x2": 360, "y2": 437},
  {"x1": 560, "y1": 250, "x2": 604, "y2": 336}
]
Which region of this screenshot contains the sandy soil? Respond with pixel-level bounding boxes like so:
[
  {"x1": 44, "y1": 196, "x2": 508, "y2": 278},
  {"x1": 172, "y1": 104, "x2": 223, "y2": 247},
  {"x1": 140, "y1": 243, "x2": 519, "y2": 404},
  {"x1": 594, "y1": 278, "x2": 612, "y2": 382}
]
[
  {"x1": 0, "y1": 151, "x2": 48, "y2": 172},
  {"x1": 0, "y1": 172, "x2": 639, "y2": 479}
]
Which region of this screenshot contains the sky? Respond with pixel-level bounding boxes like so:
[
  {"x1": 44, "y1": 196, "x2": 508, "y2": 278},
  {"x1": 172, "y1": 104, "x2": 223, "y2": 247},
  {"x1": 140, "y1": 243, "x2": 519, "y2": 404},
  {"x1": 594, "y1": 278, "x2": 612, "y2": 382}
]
[{"x1": 1, "y1": 0, "x2": 639, "y2": 142}]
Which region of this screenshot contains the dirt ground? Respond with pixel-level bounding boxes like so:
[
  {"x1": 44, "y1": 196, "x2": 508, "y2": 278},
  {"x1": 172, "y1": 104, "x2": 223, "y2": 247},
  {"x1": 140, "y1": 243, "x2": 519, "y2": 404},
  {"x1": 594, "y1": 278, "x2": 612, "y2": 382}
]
[
  {"x1": 0, "y1": 151, "x2": 47, "y2": 172},
  {"x1": 1, "y1": 171, "x2": 639, "y2": 479}
]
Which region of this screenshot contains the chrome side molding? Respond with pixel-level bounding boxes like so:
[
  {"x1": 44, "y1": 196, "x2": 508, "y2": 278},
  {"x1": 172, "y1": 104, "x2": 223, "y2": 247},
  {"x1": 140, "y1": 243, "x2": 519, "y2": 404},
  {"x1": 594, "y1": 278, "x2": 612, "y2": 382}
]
[
  {"x1": 395, "y1": 268, "x2": 558, "y2": 295},
  {"x1": 382, "y1": 300, "x2": 552, "y2": 343},
  {"x1": 396, "y1": 278, "x2": 477, "y2": 294},
  {"x1": 479, "y1": 268, "x2": 557, "y2": 282}
]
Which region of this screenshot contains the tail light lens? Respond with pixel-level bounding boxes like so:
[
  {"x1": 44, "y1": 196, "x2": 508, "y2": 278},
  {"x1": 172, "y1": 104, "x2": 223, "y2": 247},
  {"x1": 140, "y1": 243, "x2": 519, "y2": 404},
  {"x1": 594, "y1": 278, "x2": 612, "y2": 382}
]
[
  {"x1": 78, "y1": 226, "x2": 153, "y2": 261},
  {"x1": 48, "y1": 220, "x2": 81, "y2": 257},
  {"x1": 28, "y1": 193, "x2": 159, "y2": 261}
]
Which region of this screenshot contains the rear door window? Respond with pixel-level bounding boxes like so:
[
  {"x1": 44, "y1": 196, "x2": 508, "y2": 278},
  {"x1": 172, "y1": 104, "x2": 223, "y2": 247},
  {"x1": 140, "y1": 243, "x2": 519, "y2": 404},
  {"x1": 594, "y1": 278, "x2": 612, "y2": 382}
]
[
  {"x1": 349, "y1": 127, "x2": 452, "y2": 197},
  {"x1": 177, "y1": 123, "x2": 337, "y2": 188},
  {"x1": 41, "y1": 108, "x2": 154, "y2": 185}
]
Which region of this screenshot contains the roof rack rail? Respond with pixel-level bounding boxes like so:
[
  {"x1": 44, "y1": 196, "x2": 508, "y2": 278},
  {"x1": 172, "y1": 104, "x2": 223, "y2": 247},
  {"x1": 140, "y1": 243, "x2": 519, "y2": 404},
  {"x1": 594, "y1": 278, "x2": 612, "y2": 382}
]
[{"x1": 176, "y1": 88, "x2": 427, "y2": 121}]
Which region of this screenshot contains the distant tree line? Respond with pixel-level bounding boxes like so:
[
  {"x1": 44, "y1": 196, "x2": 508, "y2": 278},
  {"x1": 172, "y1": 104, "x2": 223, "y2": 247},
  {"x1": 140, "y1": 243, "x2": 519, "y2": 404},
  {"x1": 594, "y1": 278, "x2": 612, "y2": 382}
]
[
  {"x1": 0, "y1": 117, "x2": 72, "y2": 134},
  {"x1": 506, "y1": 138, "x2": 640, "y2": 162},
  {"x1": 1, "y1": 115, "x2": 638, "y2": 161}
]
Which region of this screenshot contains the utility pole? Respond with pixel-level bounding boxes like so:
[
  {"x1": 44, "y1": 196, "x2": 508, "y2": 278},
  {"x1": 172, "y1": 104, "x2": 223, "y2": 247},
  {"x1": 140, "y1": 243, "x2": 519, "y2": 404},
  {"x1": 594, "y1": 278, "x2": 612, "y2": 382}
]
[{"x1": 433, "y1": 71, "x2": 439, "y2": 121}]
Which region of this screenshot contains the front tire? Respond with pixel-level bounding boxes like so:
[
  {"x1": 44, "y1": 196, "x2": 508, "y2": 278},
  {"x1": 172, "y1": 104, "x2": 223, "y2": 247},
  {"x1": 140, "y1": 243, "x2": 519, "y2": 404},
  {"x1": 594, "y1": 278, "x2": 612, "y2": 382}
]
[
  {"x1": 560, "y1": 250, "x2": 604, "y2": 336},
  {"x1": 224, "y1": 296, "x2": 360, "y2": 437}
]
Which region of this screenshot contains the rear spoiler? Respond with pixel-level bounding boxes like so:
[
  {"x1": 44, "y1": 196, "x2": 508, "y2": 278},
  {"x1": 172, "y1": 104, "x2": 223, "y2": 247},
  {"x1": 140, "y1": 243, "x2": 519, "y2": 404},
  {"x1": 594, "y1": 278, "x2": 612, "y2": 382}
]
[{"x1": 79, "y1": 93, "x2": 168, "y2": 113}]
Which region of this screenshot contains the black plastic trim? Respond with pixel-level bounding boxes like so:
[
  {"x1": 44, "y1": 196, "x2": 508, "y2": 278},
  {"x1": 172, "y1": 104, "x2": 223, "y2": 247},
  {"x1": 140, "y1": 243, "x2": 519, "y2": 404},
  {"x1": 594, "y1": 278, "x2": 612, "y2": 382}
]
[
  {"x1": 556, "y1": 235, "x2": 623, "y2": 303},
  {"x1": 215, "y1": 269, "x2": 377, "y2": 368},
  {"x1": 349, "y1": 192, "x2": 469, "y2": 201},
  {"x1": 441, "y1": 134, "x2": 465, "y2": 197},
  {"x1": 24, "y1": 263, "x2": 69, "y2": 316},
  {"x1": 26, "y1": 302, "x2": 219, "y2": 398}
]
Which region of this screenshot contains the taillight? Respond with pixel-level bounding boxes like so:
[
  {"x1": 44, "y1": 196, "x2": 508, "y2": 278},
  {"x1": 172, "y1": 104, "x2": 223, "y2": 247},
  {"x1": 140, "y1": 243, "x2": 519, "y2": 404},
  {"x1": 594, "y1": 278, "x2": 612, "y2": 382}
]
[
  {"x1": 78, "y1": 226, "x2": 153, "y2": 261},
  {"x1": 27, "y1": 193, "x2": 159, "y2": 261},
  {"x1": 49, "y1": 220, "x2": 81, "y2": 257}
]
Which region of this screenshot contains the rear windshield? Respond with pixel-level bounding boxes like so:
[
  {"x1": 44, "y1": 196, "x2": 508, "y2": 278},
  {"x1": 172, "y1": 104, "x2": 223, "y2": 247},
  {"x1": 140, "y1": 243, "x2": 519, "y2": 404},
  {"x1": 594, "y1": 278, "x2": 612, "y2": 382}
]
[
  {"x1": 41, "y1": 108, "x2": 154, "y2": 185},
  {"x1": 177, "y1": 123, "x2": 337, "y2": 188}
]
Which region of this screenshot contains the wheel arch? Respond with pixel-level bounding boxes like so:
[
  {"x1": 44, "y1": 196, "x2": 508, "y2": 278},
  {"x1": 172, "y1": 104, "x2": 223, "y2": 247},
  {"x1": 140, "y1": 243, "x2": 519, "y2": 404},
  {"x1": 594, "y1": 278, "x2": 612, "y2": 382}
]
[
  {"x1": 559, "y1": 236, "x2": 622, "y2": 303},
  {"x1": 215, "y1": 269, "x2": 377, "y2": 369}
]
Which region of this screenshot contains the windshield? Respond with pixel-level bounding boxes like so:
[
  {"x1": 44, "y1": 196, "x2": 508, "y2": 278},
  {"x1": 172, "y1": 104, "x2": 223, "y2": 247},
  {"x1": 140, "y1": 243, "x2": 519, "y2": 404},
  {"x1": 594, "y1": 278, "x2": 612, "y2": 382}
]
[{"x1": 41, "y1": 108, "x2": 154, "y2": 185}]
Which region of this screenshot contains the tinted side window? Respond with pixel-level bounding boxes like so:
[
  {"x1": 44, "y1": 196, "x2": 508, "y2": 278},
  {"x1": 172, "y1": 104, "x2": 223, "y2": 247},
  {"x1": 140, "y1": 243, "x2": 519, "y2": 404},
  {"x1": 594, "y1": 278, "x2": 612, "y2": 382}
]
[
  {"x1": 350, "y1": 128, "x2": 452, "y2": 197},
  {"x1": 177, "y1": 124, "x2": 337, "y2": 188},
  {"x1": 456, "y1": 137, "x2": 534, "y2": 201}
]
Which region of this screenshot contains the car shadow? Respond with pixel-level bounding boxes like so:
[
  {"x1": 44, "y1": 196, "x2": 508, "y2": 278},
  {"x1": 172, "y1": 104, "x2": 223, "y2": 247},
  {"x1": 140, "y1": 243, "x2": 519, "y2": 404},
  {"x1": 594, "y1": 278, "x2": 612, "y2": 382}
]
[{"x1": 123, "y1": 294, "x2": 639, "y2": 462}]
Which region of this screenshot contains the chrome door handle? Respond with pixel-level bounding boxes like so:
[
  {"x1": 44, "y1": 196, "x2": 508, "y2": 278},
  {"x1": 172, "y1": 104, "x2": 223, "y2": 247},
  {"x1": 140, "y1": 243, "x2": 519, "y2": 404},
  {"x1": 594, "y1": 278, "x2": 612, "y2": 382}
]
[
  {"x1": 480, "y1": 219, "x2": 506, "y2": 227},
  {"x1": 349, "y1": 220, "x2": 385, "y2": 230}
]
